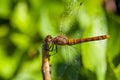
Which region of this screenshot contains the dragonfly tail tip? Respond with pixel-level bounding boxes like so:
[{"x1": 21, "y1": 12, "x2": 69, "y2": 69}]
[{"x1": 106, "y1": 35, "x2": 110, "y2": 38}]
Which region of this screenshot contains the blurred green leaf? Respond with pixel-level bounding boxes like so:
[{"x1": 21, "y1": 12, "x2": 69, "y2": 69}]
[
  {"x1": 0, "y1": 0, "x2": 120, "y2": 80},
  {"x1": 0, "y1": 0, "x2": 10, "y2": 18}
]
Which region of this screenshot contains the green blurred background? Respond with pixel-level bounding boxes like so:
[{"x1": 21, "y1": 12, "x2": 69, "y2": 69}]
[{"x1": 0, "y1": 0, "x2": 120, "y2": 80}]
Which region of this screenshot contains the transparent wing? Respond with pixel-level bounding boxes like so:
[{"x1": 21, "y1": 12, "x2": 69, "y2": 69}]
[
  {"x1": 50, "y1": 46, "x2": 67, "y2": 80},
  {"x1": 49, "y1": 1, "x2": 83, "y2": 79},
  {"x1": 64, "y1": 45, "x2": 81, "y2": 80},
  {"x1": 50, "y1": 44, "x2": 81, "y2": 80}
]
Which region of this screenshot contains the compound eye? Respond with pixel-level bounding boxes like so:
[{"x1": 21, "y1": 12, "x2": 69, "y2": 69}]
[
  {"x1": 49, "y1": 36, "x2": 52, "y2": 39},
  {"x1": 45, "y1": 35, "x2": 52, "y2": 43},
  {"x1": 48, "y1": 35, "x2": 52, "y2": 40}
]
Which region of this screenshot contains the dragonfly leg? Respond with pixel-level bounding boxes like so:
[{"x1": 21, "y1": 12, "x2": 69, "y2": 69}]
[
  {"x1": 52, "y1": 45, "x2": 57, "y2": 54},
  {"x1": 49, "y1": 45, "x2": 57, "y2": 56},
  {"x1": 49, "y1": 44, "x2": 54, "y2": 52},
  {"x1": 56, "y1": 45, "x2": 57, "y2": 53}
]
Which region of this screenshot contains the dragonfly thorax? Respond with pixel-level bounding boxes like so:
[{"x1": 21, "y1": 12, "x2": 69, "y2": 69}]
[{"x1": 52, "y1": 35, "x2": 68, "y2": 45}]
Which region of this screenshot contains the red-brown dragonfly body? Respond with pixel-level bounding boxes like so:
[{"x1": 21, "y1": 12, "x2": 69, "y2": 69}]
[{"x1": 45, "y1": 35, "x2": 110, "y2": 45}]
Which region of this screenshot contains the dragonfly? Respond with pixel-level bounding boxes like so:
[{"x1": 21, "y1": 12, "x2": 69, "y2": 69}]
[
  {"x1": 42, "y1": 2, "x2": 110, "y2": 80},
  {"x1": 44, "y1": 34, "x2": 110, "y2": 51}
]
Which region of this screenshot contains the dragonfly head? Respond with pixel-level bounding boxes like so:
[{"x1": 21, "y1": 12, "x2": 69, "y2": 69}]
[{"x1": 45, "y1": 35, "x2": 53, "y2": 44}]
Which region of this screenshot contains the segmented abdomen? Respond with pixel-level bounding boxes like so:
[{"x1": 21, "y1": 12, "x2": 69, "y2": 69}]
[{"x1": 67, "y1": 35, "x2": 110, "y2": 45}]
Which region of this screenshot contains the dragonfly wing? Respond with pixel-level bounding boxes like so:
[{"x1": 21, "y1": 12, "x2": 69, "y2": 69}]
[
  {"x1": 61, "y1": 45, "x2": 81, "y2": 80},
  {"x1": 49, "y1": 45, "x2": 81, "y2": 80},
  {"x1": 50, "y1": 46, "x2": 67, "y2": 80}
]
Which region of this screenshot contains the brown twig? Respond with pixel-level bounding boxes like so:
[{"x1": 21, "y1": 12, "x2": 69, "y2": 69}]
[{"x1": 42, "y1": 42, "x2": 51, "y2": 80}]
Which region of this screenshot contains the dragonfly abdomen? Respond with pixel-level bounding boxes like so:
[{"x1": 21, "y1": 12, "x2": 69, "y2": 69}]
[
  {"x1": 67, "y1": 39, "x2": 79, "y2": 45},
  {"x1": 67, "y1": 35, "x2": 110, "y2": 45}
]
